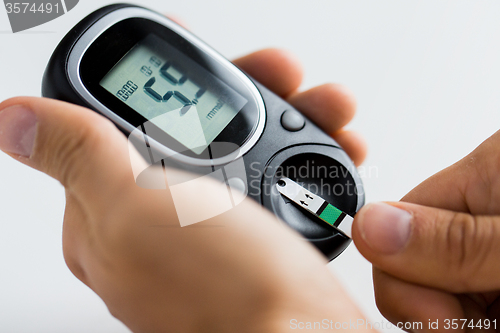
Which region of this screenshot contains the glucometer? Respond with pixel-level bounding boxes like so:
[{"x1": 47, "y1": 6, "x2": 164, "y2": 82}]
[{"x1": 42, "y1": 3, "x2": 364, "y2": 261}]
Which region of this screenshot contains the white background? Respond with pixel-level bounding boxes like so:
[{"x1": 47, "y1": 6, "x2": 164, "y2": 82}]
[{"x1": 1, "y1": 1, "x2": 500, "y2": 332}]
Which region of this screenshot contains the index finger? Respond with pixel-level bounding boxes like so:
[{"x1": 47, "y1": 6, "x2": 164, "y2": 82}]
[
  {"x1": 402, "y1": 130, "x2": 500, "y2": 215},
  {"x1": 232, "y1": 48, "x2": 303, "y2": 97}
]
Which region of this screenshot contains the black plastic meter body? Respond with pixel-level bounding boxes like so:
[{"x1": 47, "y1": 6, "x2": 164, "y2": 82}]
[{"x1": 42, "y1": 4, "x2": 365, "y2": 261}]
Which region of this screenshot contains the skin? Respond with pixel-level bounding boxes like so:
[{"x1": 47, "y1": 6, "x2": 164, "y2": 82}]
[
  {"x1": 353, "y1": 129, "x2": 500, "y2": 332},
  {"x1": 0, "y1": 49, "x2": 370, "y2": 332}
]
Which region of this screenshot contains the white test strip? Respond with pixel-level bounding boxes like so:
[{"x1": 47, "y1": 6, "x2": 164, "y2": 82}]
[{"x1": 276, "y1": 177, "x2": 354, "y2": 238}]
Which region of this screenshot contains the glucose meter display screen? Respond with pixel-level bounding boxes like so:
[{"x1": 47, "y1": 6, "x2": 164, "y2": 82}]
[{"x1": 100, "y1": 34, "x2": 248, "y2": 155}]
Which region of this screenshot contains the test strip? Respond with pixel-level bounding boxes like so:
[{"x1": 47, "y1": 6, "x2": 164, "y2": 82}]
[{"x1": 275, "y1": 177, "x2": 354, "y2": 238}]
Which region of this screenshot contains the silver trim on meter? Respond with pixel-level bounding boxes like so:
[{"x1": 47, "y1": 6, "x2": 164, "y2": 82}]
[{"x1": 67, "y1": 7, "x2": 266, "y2": 167}]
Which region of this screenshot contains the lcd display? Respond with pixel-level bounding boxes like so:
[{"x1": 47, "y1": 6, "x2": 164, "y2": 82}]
[{"x1": 100, "y1": 34, "x2": 248, "y2": 154}]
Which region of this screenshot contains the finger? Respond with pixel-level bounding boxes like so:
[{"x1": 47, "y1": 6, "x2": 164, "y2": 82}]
[
  {"x1": 232, "y1": 48, "x2": 303, "y2": 97},
  {"x1": 353, "y1": 201, "x2": 500, "y2": 293},
  {"x1": 332, "y1": 129, "x2": 367, "y2": 166},
  {"x1": 401, "y1": 161, "x2": 470, "y2": 212},
  {"x1": 0, "y1": 97, "x2": 136, "y2": 213},
  {"x1": 375, "y1": 269, "x2": 492, "y2": 333},
  {"x1": 454, "y1": 295, "x2": 495, "y2": 333},
  {"x1": 287, "y1": 83, "x2": 357, "y2": 135},
  {"x1": 373, "y1": 268, "x2": 464, "y2": 332},
  {"x1": 402, "y1": 129, "x2": 500, "y2": 215}
]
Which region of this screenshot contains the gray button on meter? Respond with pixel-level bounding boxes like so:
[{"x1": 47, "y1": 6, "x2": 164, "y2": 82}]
[{"x1": 281, "y1": 109, "x2": 305, "y2": 131}]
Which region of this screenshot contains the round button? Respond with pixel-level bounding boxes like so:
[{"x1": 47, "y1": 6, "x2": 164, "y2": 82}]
[{"x1": 281, "y1": 109, "x2": 305, "y2": 132}]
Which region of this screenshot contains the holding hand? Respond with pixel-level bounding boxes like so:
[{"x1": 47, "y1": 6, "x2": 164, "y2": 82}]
[
  {"x1": 0, "y1": 49, "x2": 368, "y2": 332},
  {"x1": 353, "y1": 130, "x2": 500, "y2": 332}
]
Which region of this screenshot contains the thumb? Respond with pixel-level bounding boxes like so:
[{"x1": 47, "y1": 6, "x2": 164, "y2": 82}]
[
  {"x1": 0, "y1": 97, "x2": 136, "y2": 209},
  {"x1": 352, "y1": 201, "x2": 500, "y2": 293}
]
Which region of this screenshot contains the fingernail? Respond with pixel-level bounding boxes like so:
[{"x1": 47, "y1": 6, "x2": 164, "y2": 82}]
[
  {"x1": 0, "y1": 105, "x2": 37, "y2": 157},
  {"x1": 356, "y1": 202, "x2": 412, "y2": 254}
]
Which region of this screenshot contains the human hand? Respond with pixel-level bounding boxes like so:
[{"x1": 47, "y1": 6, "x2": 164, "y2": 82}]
[
  {"x1": 0, "y1": 49, "x2": 368, "y2": 333},
  {"x1": 353, "y1": 130, "x2": 500, "y2": 332}
]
